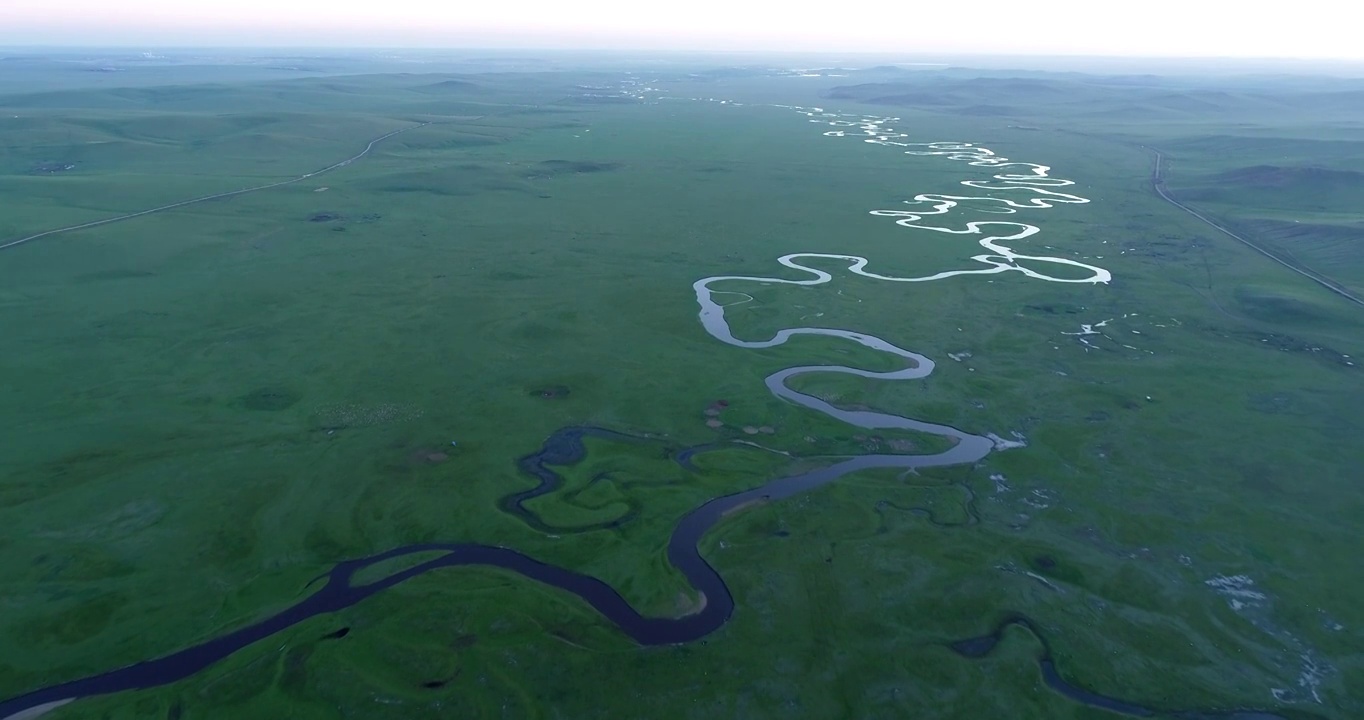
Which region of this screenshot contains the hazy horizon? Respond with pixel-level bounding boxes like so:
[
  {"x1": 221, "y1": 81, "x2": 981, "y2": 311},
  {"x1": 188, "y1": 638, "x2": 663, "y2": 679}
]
[{"x1": 1, "y1": 0, "x2": 1357, "y2": 60}]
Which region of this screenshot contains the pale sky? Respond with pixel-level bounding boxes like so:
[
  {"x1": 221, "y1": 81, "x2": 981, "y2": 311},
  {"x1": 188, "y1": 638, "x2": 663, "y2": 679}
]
[{"x1": 1, "y1": 0, "x2": 1360, "y2": 59}]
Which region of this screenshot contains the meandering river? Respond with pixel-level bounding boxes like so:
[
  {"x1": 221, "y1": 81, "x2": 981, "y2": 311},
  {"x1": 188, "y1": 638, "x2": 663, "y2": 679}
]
[{"x1": 12, "y1": 105, "x2": 1286, "y2": 720}]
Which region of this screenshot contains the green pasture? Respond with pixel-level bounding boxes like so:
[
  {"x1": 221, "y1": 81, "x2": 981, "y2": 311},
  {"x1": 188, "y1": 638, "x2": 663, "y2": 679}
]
[{"x1": 1, "y1": 61, "x2": 1361, "y2": 718}]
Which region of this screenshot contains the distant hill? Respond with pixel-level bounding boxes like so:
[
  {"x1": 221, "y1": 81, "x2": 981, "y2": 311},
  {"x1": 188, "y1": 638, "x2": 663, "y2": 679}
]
[
  {"x1": 412, "y1": 79, "x2": 485, "y2": 94},
  {"x1": 1177, "y1": 164, "x2": 1364, "y2": 211},
  {"x1": 823, "y1": 81, "x2": 1046, "y2": 116},
  {"x1": 820, "y1": 72, "x2": 1346, "y2": 123},
  {"x1": 956, "y1": 104, "x2": 1017, "y2": 116},
  {"x1": 1272, "y1": 89, "x2": 1364, "y2": 113},
  {"x1": 1214, "y1": 165, "x2": 1364, "y2": 188},
  {"x1": 1079, "y1": 103, "x2": 1180, "y2": 120},
  {"x1": 826, "y1": 77, "x2": 1070, "y2": 105},
  {"x1": 1145, "y1": 91, "x2": 1232, "y2": 112},
  {"x1": 826, "y1": 87, "x2": 961, "y2": 106}
]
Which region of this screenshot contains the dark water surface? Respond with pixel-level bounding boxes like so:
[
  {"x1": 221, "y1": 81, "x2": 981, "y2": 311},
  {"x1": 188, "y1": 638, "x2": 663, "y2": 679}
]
[{"x1": 0, "y1": 428, "x2": 1296, "y2": 719}]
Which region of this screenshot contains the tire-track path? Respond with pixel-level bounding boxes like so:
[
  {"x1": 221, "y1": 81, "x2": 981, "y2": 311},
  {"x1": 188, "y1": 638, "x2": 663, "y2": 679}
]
[{"x1": 0, "y1": 122, "x2": 431, "y2": 253}]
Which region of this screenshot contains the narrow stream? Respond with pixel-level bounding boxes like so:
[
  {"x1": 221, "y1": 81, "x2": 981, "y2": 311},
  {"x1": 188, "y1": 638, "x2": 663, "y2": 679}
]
[{"x1": 1, "y1": 106, "x2": 1293, "y2": 720}]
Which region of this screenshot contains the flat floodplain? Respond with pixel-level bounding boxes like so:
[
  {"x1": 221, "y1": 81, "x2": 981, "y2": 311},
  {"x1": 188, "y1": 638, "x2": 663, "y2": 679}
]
[{"x1": 1, "y1": 64, "x2": 1362, "y2": 718}]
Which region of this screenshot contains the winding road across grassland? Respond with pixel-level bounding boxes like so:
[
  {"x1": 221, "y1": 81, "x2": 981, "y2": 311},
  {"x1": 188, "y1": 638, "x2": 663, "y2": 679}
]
[{"x1": 0, "y1": 122, "x2": 431, "y2": 253}]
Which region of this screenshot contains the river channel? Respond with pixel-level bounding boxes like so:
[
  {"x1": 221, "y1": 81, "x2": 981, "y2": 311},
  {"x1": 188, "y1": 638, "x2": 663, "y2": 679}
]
[{"x1": 5, "y1": 107, "x2": 1291, "y2": 720}]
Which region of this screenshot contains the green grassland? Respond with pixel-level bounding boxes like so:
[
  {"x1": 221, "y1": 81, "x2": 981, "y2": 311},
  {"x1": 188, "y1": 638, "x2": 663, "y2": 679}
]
[{"x1": 1, "y1": 58, "x2": 1362, "y2": 718}]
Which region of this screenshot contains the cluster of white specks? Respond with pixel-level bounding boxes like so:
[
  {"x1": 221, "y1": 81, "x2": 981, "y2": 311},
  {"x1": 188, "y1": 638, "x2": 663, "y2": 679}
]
[
  {"x1": 1200, "y1": 574, "x2": 1336, "y2": 705},
  {"x1": 784, "y1": 68, "x2": 852, "y2": 78},
  {"x1": 674, "y1": 96, "x2": 747, "y2": 107},
  {"x1": 1273, "y1": 653, "x2": 1328, "y2": 705},
  {"x1": 1055, "y1": 313, "x2": 1163, "y2": 355},
  {"x1": 1205, "y1": 574, "x2": 1268, "y2": 612},
  {"x1": 605, "y1": 76, "x2": 673, "y2": 102},
  {"x1": 1062, "y1": 319, "x2": 1111, "y2": 350},
  {"x1": 1298, "y1": 654, "x2": 1326, "y2": 703},
  {"x1": 1319, "y1": 610, "x2": 1345, "y2": 632},
  {"x1": 989, "y1": 473, "x2": 1012, "y2": 493},
  {"x1": 1062, "y1": 319, "x2": 1112, "y2": 337},
  {"x1": 1020, "y1": 488, "x2": 1054, "y2": 510}
]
